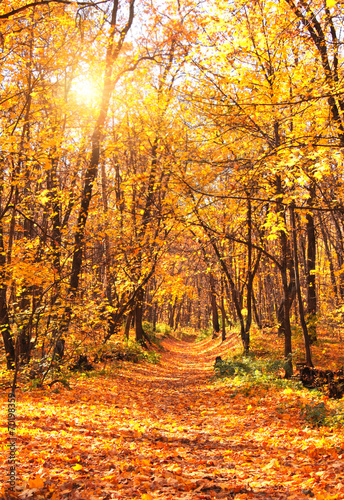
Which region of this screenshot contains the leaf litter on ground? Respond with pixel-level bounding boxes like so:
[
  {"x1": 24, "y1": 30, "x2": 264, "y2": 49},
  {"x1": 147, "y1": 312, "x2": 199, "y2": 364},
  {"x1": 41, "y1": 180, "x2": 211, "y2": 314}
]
[{"x1": 1, "y1": 332, "x2": 344, "y2": 499}]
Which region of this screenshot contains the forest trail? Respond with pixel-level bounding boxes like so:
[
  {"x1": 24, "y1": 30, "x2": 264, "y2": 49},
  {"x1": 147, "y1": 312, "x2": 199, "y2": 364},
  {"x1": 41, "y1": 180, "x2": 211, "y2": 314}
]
[{"x1": 2, "y1": 335, "x2": 344, "y2": 500}]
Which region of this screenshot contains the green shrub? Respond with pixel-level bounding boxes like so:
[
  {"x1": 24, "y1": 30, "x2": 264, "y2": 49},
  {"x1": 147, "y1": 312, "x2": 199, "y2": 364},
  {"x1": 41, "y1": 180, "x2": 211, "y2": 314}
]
[
  {"x1": 214, "y1": 356, "x2": 285, "y2": 379},
  {"x1": 142, "y1": 322, "x2": 164, "y2": 348},
  {"x1": 196, "y1": 326, "x2": 213, "y2": 342},
  {"x1": 143, "y1": 350, "x2": 161, "y2": 364},
  {"x1": 327, "y1": 409, "x2": 344, "y2": 427},
  {"x1": 155, "y1": 323, "x2": 172, "y2": 335},
  {"x1": 300, "y1": 399, "x2": 344, "y2": 428},
  {"x1": 125, "y1": 341, "x2": 146, "y2": 362},
  {"x1": 99, "y1": 340, "x2": 160, "y2": 365},
  {"x1": 213, "y1": 355, "x2": 297, "y2": 393},
  {"x1": 142, "y1": 321, "x2": 154, "y2": 334},
  {"x1": 300, "y1": 401, "x2": 328, "y2": 427}
]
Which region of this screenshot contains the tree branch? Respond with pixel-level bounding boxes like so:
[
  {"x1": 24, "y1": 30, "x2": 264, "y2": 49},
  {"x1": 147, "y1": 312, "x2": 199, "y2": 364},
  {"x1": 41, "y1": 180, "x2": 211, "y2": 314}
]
[{"x1": 0, "y1": 0, "x2": 107, "y2": 20}]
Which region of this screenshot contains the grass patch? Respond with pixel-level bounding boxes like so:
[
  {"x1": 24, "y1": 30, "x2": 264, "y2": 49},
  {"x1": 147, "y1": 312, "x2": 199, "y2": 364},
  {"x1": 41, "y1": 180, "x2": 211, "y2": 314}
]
[
  {"x1": 196, "y1": 326, "x2": 213, "y2": 342},
  {"x1": 213, "y1": 355, "x2": 293, "y2": 389}
]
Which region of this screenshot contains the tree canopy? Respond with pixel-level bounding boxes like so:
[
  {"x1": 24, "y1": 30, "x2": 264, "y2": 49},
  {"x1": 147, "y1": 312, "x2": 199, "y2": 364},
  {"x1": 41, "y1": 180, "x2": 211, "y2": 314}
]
[{"x1": 1, "y1": 0, "x2": 344, "y2": 375}]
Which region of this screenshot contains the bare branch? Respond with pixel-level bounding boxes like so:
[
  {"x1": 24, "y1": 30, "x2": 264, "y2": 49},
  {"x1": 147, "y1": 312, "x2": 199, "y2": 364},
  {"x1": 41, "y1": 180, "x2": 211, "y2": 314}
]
[{"x1": 0, "y1": 0, "x2": 107, "y2": 20}]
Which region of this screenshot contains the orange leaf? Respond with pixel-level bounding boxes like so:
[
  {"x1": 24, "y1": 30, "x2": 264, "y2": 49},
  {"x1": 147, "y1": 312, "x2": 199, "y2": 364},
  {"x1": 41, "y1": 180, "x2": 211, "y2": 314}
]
[{"x1": 28, "y1": 475, "x2": 44, "y2": 489}]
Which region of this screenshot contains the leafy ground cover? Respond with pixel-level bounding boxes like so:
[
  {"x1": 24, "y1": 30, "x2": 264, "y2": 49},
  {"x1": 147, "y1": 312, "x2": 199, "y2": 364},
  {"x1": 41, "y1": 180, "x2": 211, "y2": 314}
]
[{"x1": 1, "y1": 329, "x2": 344, "y2": 499}]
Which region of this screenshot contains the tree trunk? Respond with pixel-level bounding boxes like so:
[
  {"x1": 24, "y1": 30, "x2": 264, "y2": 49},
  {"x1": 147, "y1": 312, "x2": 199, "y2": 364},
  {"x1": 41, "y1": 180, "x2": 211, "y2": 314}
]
[
  {"x1": 209, "y1": 273, "x2": 220, "y2": 334},
  {"x1": 290, "y1": 204, "x2": 313, "y2": 367},
  {"x1": 276, "y1": 175, "x2": 293, "y2": 377},
  {"x1": 306, "y1": 182, "x2": 317, "y2": 343},
  {"x1": 152, "y1": 303, "x2": 158, "y2": 332},
  {"x1": 135, "y1": 287, "x2": 144, "y2": 343},
  {"x1": 0, "y1": 215, "x2": 14, "y2": 369},
  {"x1": 220, "y1": 293, "x2": 226, "y2": 341},
  {"x1": 69, "y1": 0, "x2": 135, "y2": 295},
  {"x1": 56, "y1": 0, "x2": 136, "y2": 340},
  {"x1": 281, "y1": 266, "x2": 293, "y2": 378},
  {"x1": 252, "y1": 288, "x2": 262, "y2": 329},
  {"x1": 319, "y1": 213, "x2": 338, "y2": 305},
  {"x1": 124, "y1": 310, "x2": 133, "y2": 340},
  {"x1": 174, "y1": 300, "x2": 183, "y2": 331},
  {"x1": 211, "y1": 241, "x2": 246, "y2": 347},
  {"x1": 243, "y1": 196, "x2": 254, "y2": 353}
]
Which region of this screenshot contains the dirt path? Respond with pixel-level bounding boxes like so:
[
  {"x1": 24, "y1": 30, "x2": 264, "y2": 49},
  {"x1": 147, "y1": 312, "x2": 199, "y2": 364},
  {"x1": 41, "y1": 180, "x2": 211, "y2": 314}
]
[
  {"x1": 103, "y1": 336, "x2": 343, "y2": 500},
  {"x1": 2, "y1": 335, "x2": 344, "y2": 499}
]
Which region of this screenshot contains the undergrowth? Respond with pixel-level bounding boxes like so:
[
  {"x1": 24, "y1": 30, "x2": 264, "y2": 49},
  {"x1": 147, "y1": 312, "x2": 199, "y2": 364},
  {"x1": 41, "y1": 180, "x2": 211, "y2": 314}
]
[
  {"x1": 214, "y1": 355, "x2": 344, "y2": 428},
  {"x1": 300, "y1": 399, "x2": 344, "y2": 428},
  {"x1": 213, "y1": 355, "x2": 290, "y2": 388},
  {"x1": 99, "y1": 339, "x2": 161, "y2": 365},
  {"x1": 149, "y1": 322, "x2": 172, "y2": 337},
  {"x1": 22, "y1": 338, "x2": 162, "y2": 390},
  {"x1": 142, "y1": 322, "x2": 176, "y2": 347},
  {"x1": 196, "y1": 327, "x2": 213, "y2": 342}
]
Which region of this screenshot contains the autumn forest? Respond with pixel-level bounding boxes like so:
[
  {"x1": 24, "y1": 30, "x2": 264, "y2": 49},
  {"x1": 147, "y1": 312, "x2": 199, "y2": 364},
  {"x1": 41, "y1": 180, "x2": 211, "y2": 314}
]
[{"x1": 1, "y1": 0, "x2": 344, "y2": 498}]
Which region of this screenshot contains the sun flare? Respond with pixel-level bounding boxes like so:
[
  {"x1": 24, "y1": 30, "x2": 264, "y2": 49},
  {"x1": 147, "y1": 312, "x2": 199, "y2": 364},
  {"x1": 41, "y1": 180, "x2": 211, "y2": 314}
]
[{"x1": 72, "y1": 77, "x2": 101, "y2": 106}]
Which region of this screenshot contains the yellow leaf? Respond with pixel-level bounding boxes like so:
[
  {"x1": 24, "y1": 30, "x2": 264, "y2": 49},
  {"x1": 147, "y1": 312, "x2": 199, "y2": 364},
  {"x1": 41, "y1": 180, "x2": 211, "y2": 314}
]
[
  {"x1": 102, "y1": 473, "x2": 118, "y2": 483},
  {"x1": 141, "y1": 494, "x2": 153, "y2": 500},
  {"x1": 327, "y1": 0, "x2": 336, "y2": 6},
  {"x1": 38, "y1": 189, "x2": 50, "y2": 205},
  {"x1": 28, "y1": 475, "x2": 44, "y2": 488},
  {"x1": 72, "y1": 464, "x2": 83, "y2": 471},
  {"x1": 263, "y1": 458, "x2": 280, "y2": 470}
]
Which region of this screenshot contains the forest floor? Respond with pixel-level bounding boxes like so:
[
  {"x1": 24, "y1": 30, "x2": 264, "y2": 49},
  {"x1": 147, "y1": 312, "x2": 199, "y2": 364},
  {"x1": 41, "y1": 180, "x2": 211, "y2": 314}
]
[{"x1": 1, "y1": 332, "x2": 344, "y2": 499}]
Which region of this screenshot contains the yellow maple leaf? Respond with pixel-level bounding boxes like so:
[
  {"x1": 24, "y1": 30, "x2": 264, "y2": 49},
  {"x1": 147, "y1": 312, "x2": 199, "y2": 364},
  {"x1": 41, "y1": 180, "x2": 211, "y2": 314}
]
[{"x1": 327, "y1": 0, "x2": 336, "y2": 6}]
